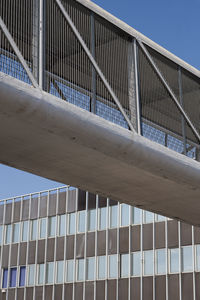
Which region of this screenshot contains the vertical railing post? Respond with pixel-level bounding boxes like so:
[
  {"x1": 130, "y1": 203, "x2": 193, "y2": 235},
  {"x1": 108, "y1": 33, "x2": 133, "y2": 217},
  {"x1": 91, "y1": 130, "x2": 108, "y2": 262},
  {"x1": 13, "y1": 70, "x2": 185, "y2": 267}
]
[
  {"x1": 133, "y1": 39, "x2": 142, "y2": 135},
  {"x1": 195, "y1": 148, "x2": 200, "y2": 161},
  {"x1": 32, "y1": 0, "x2": 40, "y2": 83},
  {"x1": 128, "y1": 39, "x2": 138, "y2": 131},
  {"x1": 178, "y1": 67, "x2": 187, "y2": 155},
  {"x1": 90, "y1": 12, "x2": 96, "y2": 114},
  {"x1": 39, "y1": 0, "x2": 45, "y2": 89}
]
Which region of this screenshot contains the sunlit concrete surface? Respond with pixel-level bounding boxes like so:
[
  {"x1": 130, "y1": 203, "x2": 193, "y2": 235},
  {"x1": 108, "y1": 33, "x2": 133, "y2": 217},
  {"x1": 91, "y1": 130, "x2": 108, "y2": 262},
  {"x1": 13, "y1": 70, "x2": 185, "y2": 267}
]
[{"x1": 0, "y1": 73, "x2": 200, "y2": 226}]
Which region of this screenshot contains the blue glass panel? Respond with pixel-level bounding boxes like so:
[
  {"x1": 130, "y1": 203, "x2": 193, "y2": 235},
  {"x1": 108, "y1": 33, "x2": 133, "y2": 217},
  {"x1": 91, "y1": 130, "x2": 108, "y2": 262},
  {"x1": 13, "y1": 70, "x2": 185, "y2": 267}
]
[
  {"x1": 96, "y1": 100, "x2": 128, "y2": 129},
  {"x1": 19, "y1": 267, "x2": 26, "y2": 287},
  {"x1": 50, "y1": 80, "x2": 90, "y2": 112},
  {"x1": 0, "y1": 54, "x2": 31, "y2": 84},
  {"x1": 10, "y1": 268, "x2": 17, "y2": 287},
  {"x1": 2, "y1": 269, "x2": 8, "y2": 288}
]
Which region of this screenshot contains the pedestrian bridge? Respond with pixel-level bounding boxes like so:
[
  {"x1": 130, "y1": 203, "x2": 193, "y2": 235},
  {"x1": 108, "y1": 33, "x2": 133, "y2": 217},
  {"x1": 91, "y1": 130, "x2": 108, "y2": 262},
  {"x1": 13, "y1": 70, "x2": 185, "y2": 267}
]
[{"x1": 0, "y1": 0, "x2": 200, "y2": 225}]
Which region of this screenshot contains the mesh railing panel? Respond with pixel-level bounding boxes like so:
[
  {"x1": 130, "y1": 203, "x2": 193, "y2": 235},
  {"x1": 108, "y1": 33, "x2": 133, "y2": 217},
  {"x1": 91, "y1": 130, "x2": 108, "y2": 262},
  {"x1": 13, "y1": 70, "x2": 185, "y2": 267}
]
[
  {"x1": 146, "y1": 45, "x2": 179, "y2": 98},
  {"x1": 182, "y1": 70, "x2": 200, "y2": 136},
  {"x1": 138, "y1": 42, "x2": 199, "y2": 156},
  {"x1": 45, "y1": 0, "x2": 92, "y2": 111},
  {"x1": 62, "y1": 0, "x2": 91, "y2": 50},
  {"x1": 94, "y1": 15, "x2": 131, "y2": 118},
  {"x1": 145, "y1": 45, "x2": 200, "y2": 157},
  {"x1": 0, "y1": 0, "x2": 36, "y2": 81},
  {"x1": 45, "y1": 0, "x2": 130, "y2": 128},
  {"x1": 0, "y1": 29, "x2": 31, "y2": 84},
  {"x1": 95, "y1": 73, "x2": 129, "y2": 128},
  {"x1": 0, "y1": 0, "x2": 199, "y2": 158}
]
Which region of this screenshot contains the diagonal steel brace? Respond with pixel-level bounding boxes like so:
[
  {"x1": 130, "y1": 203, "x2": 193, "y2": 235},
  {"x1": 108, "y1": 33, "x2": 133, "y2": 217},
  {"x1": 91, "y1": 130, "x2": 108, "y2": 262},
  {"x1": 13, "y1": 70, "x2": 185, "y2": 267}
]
[
  {"x1": 55, "y1": 0, "x2": 135, "y2": 132},
  {"x1": 0, "y1": 17, "x2": 40, "y2": 90},
  {"x1": 138, "y1": 40, "x2": 200, "y2": 144}
]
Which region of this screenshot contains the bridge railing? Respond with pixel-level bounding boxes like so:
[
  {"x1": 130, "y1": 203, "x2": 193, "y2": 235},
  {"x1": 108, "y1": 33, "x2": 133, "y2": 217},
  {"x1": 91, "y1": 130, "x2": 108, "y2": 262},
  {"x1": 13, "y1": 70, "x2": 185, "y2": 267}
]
[{"x1": 0, "y1": 0, "x2": 200, "y2": 159}]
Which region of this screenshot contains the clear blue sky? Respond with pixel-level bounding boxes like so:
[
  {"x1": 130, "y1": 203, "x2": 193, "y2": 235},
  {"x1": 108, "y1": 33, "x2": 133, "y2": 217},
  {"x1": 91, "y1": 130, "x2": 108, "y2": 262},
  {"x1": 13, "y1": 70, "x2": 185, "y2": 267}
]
[{"x1": 0, "y1": 0, "x2": 199, "y2": 199}]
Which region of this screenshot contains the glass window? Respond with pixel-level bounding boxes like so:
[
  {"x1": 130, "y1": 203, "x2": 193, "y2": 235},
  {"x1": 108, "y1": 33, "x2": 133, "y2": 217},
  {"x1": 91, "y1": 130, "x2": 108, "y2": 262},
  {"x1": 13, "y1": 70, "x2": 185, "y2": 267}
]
[
  {"x1": 68, "y1": 213, "x2": 76, "y2": 235},
  {"x1": 28, "y1": 265, "x2": 35, "y2": 286},
  {"x1": 66, "y1": 260, "x2": 74, "y2": 282},
  {"x1": 144, "y1": 250, "x2": 153, "y2": 275},
  {"x1": 40, "y1": 218, "x2": 47, "y2": 239},
  {"x1": 121, "y1": 204, "x2": 129, "y2": 227},
  {"x1": 31, "y1": 220, "x2": 37, "y2": 240},
  {"x1": 110, "y1": 205, "x2": 118, "y2": 228},
  {"x1": 99, "y1": 207, "x2": 107, "y2": 230},
  {"x1": 2, "y1": 269, "x2": 8, "y2": 288},
  {"x1": 182, "y1": 246, "x2": 193, "y2": 272},
  {"x1": 88, "y1": 209, "x2": 96, "y2": 231},
  {"x1": 170, "y1": 248, "x2": 179, "y2": 273},
  {"x1": 56, "y1": 261, "x2": 64, "y2": 283},
  {"x1": 77, "y1": 259, "x2": 85, "y2": 281},
  {"x1": 78, "y1": 211, "x2": 86, "y2": 233},
  {"x1": 196, "y1": 245, "x2": 200, "y2": 271},
  {"x1": 144, "y1": 211, "x2": 154, "y2": 224},
  {"x1": 13, "y1": 223, "x2": 20, "y2": 243},
  {"x1": 156, "y1": 214, "x2": 165, "y2": 222},
  {"x1": 121, "y1": 254, "x2": 129, "y2": 277},
  {"x1": 48, "y1": 216, "x2": 56, "y2": 237},
  {"x1": 0, "y1": 225, "x2": 3, "y2": 245},
  {"x1": 5, "y1": 224, "x2": 12, "y2": 244},
  {"x1": 59, "y1": 215, "x2": 66, "y2": 236},
  {"x1": 98, "y1": 256, "x2": 106, "y2": 279},
  {"x1": 86, "y1": 257, "x2": 95, "y2": 281},
  {"x1": 46, "y1": 262, "x2": 54, "y2": 284},
  {"x1": 156, "y1": 249, "x2": 166, "y2": 274},
  {"x1": 10, "y1": 267, "x2": 17, "y2": 287},
  {"x1": 22, "y1": 221, "x2": 29, "y2": 242},
  {"x1": 19, "y1": 266, "x2": 26, "y2": 287},
  {"x1": 109, "y1": 254, "x2": 118, "y2": 278},
  {"x1": 132, "y1": 207, "x2": 142, "y2": 225},
  {"x1": 38, "y1": 264, "x2": 45, "y2": 285},
  {"x1": 132, "y1": 252, "x2": 141, "y2": 276}
]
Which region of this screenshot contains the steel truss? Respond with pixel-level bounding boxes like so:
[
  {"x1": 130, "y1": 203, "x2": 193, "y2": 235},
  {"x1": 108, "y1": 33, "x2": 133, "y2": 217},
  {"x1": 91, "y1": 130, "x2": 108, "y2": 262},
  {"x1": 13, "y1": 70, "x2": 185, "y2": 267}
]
[{"x1": 0, "y1": 0, "x2": 199, "y2": 156}]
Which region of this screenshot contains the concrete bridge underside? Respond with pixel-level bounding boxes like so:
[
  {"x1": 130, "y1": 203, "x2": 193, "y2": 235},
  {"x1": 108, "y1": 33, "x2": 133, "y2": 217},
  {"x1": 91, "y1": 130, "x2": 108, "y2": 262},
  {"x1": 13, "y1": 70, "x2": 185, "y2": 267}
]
[{"x1": 1, "y1": 74, "x2": 200, "y2": 226}]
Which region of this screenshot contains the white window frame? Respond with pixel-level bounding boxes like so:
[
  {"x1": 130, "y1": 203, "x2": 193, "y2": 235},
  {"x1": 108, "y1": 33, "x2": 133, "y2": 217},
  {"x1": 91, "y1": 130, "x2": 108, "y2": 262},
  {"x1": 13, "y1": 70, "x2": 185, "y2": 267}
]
[
  {"x1": 66, "y1": 260, "x2": 74, "y2": 283},
  {"x1": 37, "y1": 263, "x2": 45, "y2": 286},
  {"x1": 181, "y1": 245, "x2": 193, "y2": 273},
  {"x1": 143, "y1": 250, "x2": 154, "y2": 276},
  {"x1": 97, "y1": 255, "x2": 106, "y2": 280},
  {"x1": 76, "y1": 258, "x2": 85, "y2": 282},
  {"x1": 120, "y1": 204, "x2": 130, "y2": 227},
  {"x1": 12, "y1": 222, "x2": 20, "y2": 243},
  {"x1": 5, "y1": 224, "x2": 12, "y2": 244},
  {"x1": 131, "y1": 251, "x2": 141, "y2": 277},
  {"x1": 108, "y1": 254, "x2": 118, "y2": 279},
  {"x1": 46, "y1": 262, "x2": 55, "y2": 285},
  {"x1": 169, "y1": 248, "x2": 179, "y2": 274},
  {"x1": 58, "y1": 214, "x2": 66, "y2": 236},
  {"x1": 48, "y1": 216, "x2": 57, "y2": 238},
  {"x1": 67, "y1": 212, "x2": 76, "y2": 235}
]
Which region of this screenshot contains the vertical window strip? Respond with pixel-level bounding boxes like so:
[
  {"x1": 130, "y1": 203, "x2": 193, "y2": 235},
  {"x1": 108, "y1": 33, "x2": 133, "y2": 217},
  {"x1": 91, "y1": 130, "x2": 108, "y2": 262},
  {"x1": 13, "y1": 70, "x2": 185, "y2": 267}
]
[
  {"x1": 48, "y1": 216, "x2": 56, "y2": 237},
  {"x1": 19, "y1": 266, "x2": 26, "y2": 287},
  {"x1": 39, "y1": 218, "x2": 47, "y2": 239},
  {"x1": 22, "y1": 220, "x2": 29, "y2": 242}
]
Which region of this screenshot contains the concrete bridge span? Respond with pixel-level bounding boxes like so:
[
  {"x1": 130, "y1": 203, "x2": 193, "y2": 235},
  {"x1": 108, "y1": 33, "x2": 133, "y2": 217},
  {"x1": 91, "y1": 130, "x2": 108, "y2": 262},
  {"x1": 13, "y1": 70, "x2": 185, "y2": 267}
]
[
  {"x1": 1, "y1": 74, "x2": 200, "y2": 225},
  {"x1": 1, "y1": 0, "x2": 200, "y2": 225}
]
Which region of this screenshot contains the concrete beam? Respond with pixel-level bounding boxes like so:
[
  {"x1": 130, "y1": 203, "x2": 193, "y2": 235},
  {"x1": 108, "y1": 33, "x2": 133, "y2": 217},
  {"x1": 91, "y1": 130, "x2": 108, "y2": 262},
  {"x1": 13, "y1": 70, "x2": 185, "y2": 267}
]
[{"x1": 0, "y1": 73, "x2": 200, "y2": 225}]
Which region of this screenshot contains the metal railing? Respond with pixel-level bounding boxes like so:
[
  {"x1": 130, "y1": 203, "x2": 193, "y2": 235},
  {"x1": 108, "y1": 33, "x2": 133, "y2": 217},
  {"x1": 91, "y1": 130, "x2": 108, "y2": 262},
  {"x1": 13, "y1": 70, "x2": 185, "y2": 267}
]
[{"x1": 0, "y1": 0, "x2": 200, "y2": 159}]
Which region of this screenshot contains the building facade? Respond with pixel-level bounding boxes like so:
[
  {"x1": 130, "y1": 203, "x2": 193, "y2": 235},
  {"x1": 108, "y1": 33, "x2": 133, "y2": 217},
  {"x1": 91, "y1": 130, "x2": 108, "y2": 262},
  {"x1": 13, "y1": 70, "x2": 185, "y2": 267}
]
[{"x1": 0, "y1": 186, "x2": 200, "y2": 300}]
